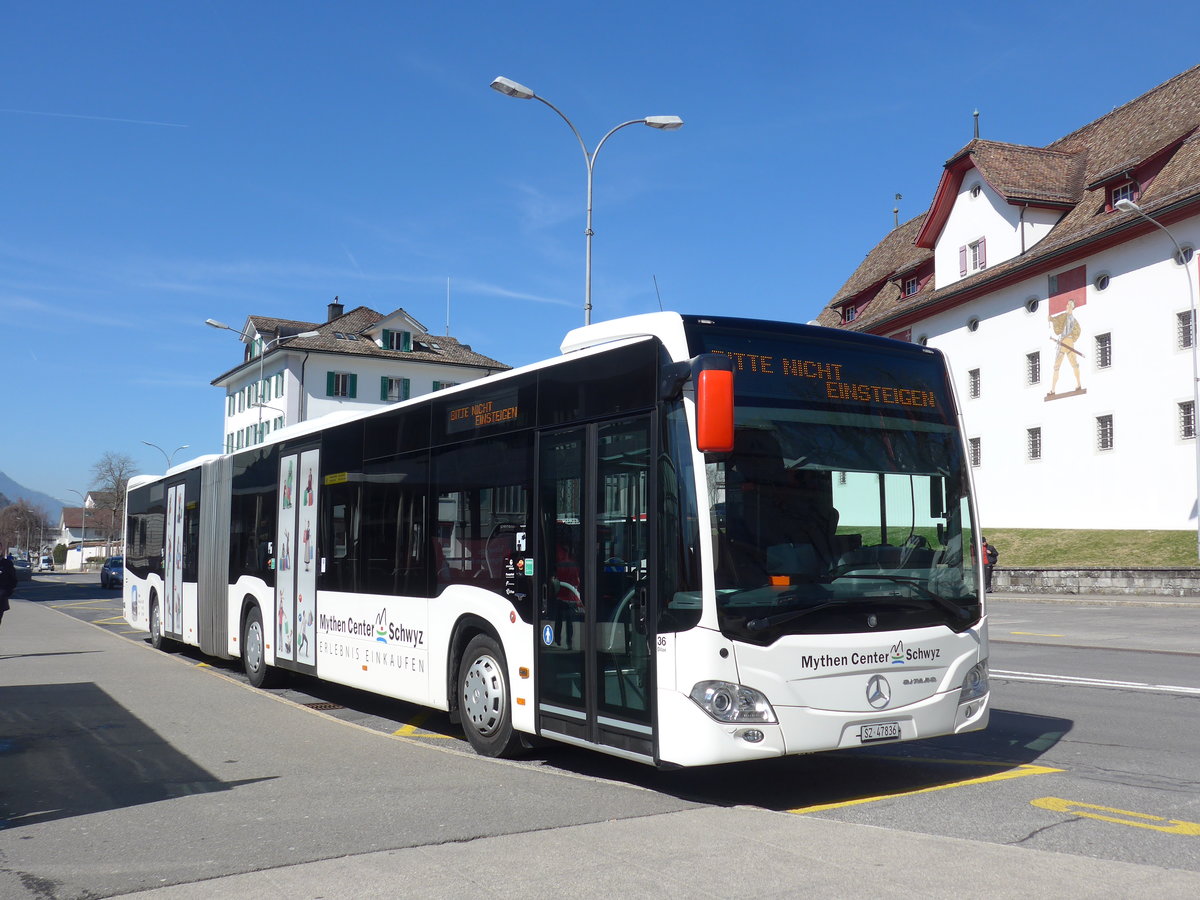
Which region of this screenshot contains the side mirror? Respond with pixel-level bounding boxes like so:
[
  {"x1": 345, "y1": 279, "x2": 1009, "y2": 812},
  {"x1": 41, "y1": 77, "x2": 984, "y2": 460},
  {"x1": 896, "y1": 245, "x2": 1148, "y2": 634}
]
[{"x1": 695, "y1": 355, "x2": 734, "y2": 453}]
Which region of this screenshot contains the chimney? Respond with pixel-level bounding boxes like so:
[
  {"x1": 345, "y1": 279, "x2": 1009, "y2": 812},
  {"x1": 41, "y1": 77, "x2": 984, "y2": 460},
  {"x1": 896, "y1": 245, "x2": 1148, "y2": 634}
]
[{"x1": 327, "y1": 295, "x2": 344, "y2": 322}]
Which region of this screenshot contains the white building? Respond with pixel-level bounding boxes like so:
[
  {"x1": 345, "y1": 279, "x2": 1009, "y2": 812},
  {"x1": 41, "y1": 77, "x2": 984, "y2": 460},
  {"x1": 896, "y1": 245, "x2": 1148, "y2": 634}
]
[
  {"x1": 212, "y1": 300, "x2": 509, "y2": 453},
  {"x1": 820, "y1": 66, "x2": 1200, "y2": 531},
  {"x1": 59, "y1": 490, "x2": 122, "y2": 570}
]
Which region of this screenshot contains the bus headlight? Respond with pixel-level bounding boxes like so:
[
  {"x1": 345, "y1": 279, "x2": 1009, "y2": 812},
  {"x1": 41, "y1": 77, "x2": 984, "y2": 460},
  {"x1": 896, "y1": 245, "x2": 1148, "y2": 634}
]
[
  {"x1": 689, "y1": 681, "x2": 777, "y2": 724},
  {"x1": 960, "y1": 661, "x2": 989, "y2": 702}
]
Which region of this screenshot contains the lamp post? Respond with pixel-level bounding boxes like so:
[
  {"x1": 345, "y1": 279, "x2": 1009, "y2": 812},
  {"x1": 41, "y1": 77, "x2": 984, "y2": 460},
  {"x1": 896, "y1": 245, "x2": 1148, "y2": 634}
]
[
  {"x1": 141, "y1": 440, "x2": 189, "y2": 471},
  {"x1": 490, "y1": 75, "x2": 683, "y2": 325},
  {"x1": 1116, "y1": 198, "x2": 1200, "y2": 560},
  {"x1": 206, "y1": 319, "x2": 319, "y2": 439},
  {"x1": 68, "y1": 488, "x2": 89, "y2": 572}
]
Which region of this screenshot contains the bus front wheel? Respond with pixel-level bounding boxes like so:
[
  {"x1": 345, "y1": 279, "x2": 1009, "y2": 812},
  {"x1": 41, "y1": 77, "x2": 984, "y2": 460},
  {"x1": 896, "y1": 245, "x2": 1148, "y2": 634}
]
[{"x1": 457, "y1": 634, "x2": 521, "y2": 758}]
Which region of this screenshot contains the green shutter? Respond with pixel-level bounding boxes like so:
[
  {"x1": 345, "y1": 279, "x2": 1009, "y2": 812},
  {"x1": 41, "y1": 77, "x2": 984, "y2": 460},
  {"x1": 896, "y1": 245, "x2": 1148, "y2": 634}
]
[
  {"x1": 381, "y1": 376, "x2": 389, "y2": 401},
  {"x1": 326, "y1": 371, "x2": 336, "y2": 396},
  {"x1": 382, "y1": 329, "x2": 391, "y2": 350},
  {"x1": 402, "y1": 331, "x2": 412, "y2": 352},
  {"x1": 348, "y1": 373, "x2": 357, "y2": 399},
  {"x1": 402, "y1": 378, "x2": 411, "y2": 400}
]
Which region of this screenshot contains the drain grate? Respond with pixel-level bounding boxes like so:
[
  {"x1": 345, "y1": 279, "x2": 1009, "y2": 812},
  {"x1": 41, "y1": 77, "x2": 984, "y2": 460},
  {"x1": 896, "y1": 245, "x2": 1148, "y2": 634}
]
[{"x1": 304, "y1": 702, "x2": 344, "y2": 711}]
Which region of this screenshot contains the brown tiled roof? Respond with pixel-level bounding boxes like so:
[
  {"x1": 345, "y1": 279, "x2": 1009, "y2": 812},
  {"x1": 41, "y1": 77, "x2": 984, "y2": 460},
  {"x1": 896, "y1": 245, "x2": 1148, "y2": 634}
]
[
  {"x1": 821, "y1": 65, "x2": 1200, "y2": 334},
  {"x1": 969, "y1": 140, "x2": 1083, "y2": 205},
  {"x1": 829, "y1": 214, "x2": 930, "y2": 304},
  {"x1": 214, "y1": 305, "x2": 510, "y2": 384}
]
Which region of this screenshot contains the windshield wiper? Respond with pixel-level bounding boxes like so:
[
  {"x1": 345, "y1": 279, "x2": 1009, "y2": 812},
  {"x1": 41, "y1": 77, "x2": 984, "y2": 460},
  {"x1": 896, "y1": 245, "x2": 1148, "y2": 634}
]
[
  {"x1": 825, "y1": 573, "x2": 974, "y2": 623},
  {"x1": 747, "y1": 600, "x2": 843, "y2": 631}
]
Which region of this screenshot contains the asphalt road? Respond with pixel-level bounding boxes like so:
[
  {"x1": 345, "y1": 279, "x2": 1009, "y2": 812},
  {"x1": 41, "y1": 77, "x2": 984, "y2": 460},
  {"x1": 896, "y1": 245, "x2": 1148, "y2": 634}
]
[{"x1": 3, "y1": 575, "x2": 1200, "y2": 897}]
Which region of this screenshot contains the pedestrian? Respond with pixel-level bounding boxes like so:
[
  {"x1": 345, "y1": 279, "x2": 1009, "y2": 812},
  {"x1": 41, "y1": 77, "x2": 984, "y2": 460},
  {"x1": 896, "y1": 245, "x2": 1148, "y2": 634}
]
[
  {"x1": 981, "y1": 536, "x2": 999, "y2": 592},
  {"x1": 0, "y1": 545, "x2": 17, "y2": 634}
]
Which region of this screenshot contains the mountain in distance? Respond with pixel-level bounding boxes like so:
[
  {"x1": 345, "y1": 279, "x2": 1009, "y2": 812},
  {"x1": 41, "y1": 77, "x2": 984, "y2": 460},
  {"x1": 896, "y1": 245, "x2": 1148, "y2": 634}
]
[{"x1": 0, "y1": 470, "x2": 65, "y2": 521}]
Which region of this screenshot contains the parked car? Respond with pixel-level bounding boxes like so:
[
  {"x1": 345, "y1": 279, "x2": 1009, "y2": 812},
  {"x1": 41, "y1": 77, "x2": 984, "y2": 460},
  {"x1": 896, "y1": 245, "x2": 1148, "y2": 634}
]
[
  {"x1": 37, "y1": 555, "x2": 54, "y2": 572},
  {"x1": 11, "y1": 557, "x2": 32, "y2": 581},
  {"x1": 100, "y1": 556, "x2": 124, "y2": 589}
]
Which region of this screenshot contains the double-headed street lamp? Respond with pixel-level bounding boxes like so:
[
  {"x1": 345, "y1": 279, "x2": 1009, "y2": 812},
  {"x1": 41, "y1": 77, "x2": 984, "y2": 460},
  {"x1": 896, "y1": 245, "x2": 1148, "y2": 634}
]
[
  {"x1": 141, "y1": 440, "x2": 189, "y2": 471},
  {"x1": 1116, "y1": 198, "x2": 1200, "y2": 561},
  {"x1": 206, "y1": 319, "x2": 319, "y2": 434},
  {"x1": 490, "y1": 75, "x2": 683, "y2": 325}
]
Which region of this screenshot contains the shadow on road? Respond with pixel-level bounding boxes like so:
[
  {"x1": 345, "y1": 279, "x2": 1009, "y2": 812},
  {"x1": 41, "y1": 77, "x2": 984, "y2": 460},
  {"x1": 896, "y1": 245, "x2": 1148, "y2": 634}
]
[{"x1": 0, "y1": 682, "x2": 273, "y2": 829}]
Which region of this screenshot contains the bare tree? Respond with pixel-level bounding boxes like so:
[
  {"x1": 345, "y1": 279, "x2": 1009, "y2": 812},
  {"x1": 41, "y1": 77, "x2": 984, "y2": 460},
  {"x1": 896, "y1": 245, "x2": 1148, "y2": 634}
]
[
  {"x1": 0, "y1": 500, "x2": 50, "y2": 556},
  {"x1": 90, "y1": 451, "x2": 136, "y2": 555}
]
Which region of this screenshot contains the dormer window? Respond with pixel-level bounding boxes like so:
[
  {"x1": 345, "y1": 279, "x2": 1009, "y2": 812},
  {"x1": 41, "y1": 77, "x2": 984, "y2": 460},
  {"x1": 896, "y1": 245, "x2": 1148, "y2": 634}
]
[
  {"x1": 1111, "y1": 181, "x2": 1137, "y2": 209},
  {"x1": 903, "y1": 276, "x2": 920, "y2": 297},
  {"x1": 842, "y1": 305, "x2": 857, "y2": 323},
  {"x1": 381, "y1": 329, "x2": 413, "y2": 351}
]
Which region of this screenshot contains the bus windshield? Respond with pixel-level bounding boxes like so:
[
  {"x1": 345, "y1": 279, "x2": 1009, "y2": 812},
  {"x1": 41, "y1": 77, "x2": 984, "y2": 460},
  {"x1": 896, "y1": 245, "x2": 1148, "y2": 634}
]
[{"x1": 685, "y1": 319, "x2": 981, "y2": 645}]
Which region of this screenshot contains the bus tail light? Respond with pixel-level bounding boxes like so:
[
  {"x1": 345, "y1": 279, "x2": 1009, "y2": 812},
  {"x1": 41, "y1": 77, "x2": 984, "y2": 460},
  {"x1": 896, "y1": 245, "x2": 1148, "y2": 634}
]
[
  {"x1": 695, "y1": 357, "x2": 735, "y2": 453},
  {"x1": 689, "y1": 681, "x2": 777, "y2": 724}
]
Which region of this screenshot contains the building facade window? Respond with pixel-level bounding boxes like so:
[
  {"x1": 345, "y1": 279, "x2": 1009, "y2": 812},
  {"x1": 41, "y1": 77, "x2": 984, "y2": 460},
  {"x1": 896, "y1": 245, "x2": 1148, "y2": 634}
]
[
  {"x1": 1095, "y1": 333, "x2": 1112, "y2": 368},
  {"x1": 1027, "y1": 427, "x2": 1042, "y2": 461},
  {"x1": 1179, "y1": 311, "x2": 1195, "y2": 350},
  {"x1": 327, "y1": 372, "x2": 357, "y2": 398},
  {"x1": 842, "y1": 305, "x2": 856, "y2": 323},
  {"x1": 433, "y1": 381, "x2": 460, "y2": 392},
  {"x1": 1181, "y1": 401, "x2": 1196, "y2": 440},
  {"x1": 968, "y1": 368, "x2": 980, "y2": 399},
  {"x1": 1096, "y1": 414, "x2": 1114, "y2": 452},
  {"x1": 968, "y1": 437, "x2": 981, "y2": 467},
  {"x1": 382, "y1": 376, "x2": 411, "y2": 402},
  {"x1": 1026, "y1": 352, "x2": 1041, "y2": 385},
  {"x1": 903, "y1": 276, "x2": 919, "y2": 296},
  {"x1": 226, "y1": 434, "x2": 234, "y2": 454},
  {"x1": 274, "y1": 373, "x2": 284, "y2": 395}
]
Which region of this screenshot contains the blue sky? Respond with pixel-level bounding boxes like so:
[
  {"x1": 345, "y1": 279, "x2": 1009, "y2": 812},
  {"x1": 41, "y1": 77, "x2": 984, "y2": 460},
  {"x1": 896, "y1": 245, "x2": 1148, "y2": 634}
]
[{"x1": 3, "y1": 0, "x2": 1198, "y2": 506}]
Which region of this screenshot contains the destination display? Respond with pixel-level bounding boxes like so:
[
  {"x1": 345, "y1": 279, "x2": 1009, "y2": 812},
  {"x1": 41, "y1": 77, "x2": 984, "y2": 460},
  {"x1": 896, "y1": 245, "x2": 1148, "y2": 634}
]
[
  {"x1": 686, "y1": 323, "x2": 954, "y2": 424},
  {"x1": 445, "y1": 388, "x2": 522, "y2": 435}
]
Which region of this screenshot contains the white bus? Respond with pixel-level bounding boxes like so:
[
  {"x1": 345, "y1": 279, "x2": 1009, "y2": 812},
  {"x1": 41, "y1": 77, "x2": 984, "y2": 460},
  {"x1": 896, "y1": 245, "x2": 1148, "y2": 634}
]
[{"x1": 123, "y1": 312, "x2": 989, "y2": 767}]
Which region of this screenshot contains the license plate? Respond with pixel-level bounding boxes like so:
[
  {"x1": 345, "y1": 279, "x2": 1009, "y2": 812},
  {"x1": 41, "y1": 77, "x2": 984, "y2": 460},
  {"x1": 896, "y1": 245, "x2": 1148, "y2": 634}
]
[{"x1": 860, "y1": 722, "x2": 901, "y2": 743}]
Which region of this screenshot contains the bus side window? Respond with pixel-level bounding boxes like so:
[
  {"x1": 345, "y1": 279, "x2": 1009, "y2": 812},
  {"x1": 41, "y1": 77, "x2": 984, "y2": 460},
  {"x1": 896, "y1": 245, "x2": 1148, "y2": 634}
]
[{"x1": 432, "y1": 435, "x2": 531, "y2": 596}]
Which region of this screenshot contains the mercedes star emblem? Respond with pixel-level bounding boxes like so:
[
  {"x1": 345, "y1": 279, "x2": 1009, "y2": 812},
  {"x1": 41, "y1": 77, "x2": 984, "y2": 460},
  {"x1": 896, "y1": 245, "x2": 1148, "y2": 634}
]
[{"x1": 866, "y1": 674, "x2": 891, "y2": 709}]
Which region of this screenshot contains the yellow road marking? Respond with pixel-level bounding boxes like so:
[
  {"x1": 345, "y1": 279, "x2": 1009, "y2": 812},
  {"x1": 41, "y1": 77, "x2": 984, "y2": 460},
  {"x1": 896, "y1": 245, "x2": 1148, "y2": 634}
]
[
  {"x1": 790, "y1": 763, "x2": 1062, "y2": 814},
  {"x1": 1011, "y1": 631, "x2": 1065, "y2": 637},
  {"x1": 392, "y1": 711, "x2": 457, "y2": 739},
  {"x1": 1032, "y1": 797, "x2": 1200, "y2": 835},
  {"x1": 94, "y1": 616, "x2": 127, "y2": 625}
]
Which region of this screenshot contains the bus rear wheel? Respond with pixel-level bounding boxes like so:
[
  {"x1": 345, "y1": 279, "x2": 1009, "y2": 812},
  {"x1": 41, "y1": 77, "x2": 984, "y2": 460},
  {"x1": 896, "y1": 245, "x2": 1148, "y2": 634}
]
[
  {"x1": 242, "y1": 605, "x2": 281, "y2": 688},
  {"x1": 457, "y1": 634, "x2": 521, "y2": 758},
  {"x1": 149, "y1": 595, "x2": 172, "y2": 652}
]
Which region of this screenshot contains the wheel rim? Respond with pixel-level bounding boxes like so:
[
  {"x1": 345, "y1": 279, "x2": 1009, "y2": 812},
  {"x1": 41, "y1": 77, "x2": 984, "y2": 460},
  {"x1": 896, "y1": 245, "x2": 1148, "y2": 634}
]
[
  {"x1": 245, "y1": 617, "x2": 264, "y2": 673},
  {"x1": 150, "y1": 601, "x2": 160, "y2": 637},
  {"x1": 462, "y1": 653, "x2": 505, "y2": 736}
]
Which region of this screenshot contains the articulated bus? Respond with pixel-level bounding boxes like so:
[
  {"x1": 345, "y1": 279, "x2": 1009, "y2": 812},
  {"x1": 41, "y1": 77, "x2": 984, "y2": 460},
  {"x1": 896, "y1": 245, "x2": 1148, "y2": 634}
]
[{"x1": 123, "y1": 313, "x2": 989, "y2": 767}]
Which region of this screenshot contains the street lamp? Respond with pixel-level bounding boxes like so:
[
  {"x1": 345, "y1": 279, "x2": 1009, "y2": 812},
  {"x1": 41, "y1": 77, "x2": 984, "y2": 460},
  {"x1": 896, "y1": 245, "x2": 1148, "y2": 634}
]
[
  {"x1": 141, "y1": 440, "x2": 189, "y2": 471},
  {"x1": 490, "y1": 75, "x2": 683, "y2": 325},
  {"x1": 206, "y1": 319, "x2": 320, "y2": 437},
  {"x1": 1116, "y1": 198, "x2": 1200, "y2": 560},
  {"x1": 68, "y1": 488, "x2": 90, "y2": 572}
]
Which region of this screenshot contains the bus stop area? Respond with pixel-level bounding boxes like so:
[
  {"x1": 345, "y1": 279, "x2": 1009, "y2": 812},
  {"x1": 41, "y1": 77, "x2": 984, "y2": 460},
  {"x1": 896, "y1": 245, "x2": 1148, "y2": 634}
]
[{"x1": 2, "y1": 596, "x2": 1199, "y2": 899}]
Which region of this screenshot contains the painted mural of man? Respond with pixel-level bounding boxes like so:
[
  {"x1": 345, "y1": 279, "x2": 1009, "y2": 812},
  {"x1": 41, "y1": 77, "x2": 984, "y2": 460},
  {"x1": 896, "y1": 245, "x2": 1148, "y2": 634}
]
[{"x1": 1048, "y1": 298, "x2": 1083, "y2": 394}]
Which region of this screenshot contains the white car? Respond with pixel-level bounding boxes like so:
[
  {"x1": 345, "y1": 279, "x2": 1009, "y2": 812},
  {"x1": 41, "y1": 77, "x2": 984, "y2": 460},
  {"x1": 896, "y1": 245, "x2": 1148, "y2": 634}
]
[{"x1": 37, "y1": 556, "x2": 55, "y2": 572}]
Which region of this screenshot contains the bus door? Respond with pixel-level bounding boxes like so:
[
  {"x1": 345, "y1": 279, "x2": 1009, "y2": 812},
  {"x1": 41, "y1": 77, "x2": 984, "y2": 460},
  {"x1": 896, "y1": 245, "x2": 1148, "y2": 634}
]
[
  {"x1": 275, "y1": 446, "x2": 319, "y2": 672},
  {"x1": 536, "y1": 415, "x2": 655, "y2": 761},
  {"x1": 163, "y1": 475, "x2": 199, "y2": 644}
]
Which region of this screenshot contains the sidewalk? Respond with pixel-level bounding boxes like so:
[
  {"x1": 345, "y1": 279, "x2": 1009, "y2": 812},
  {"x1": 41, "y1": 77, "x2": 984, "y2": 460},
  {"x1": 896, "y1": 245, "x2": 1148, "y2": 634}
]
[{"x1": 3, "y1": 597, "x2": 1200, "y2": 898}]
